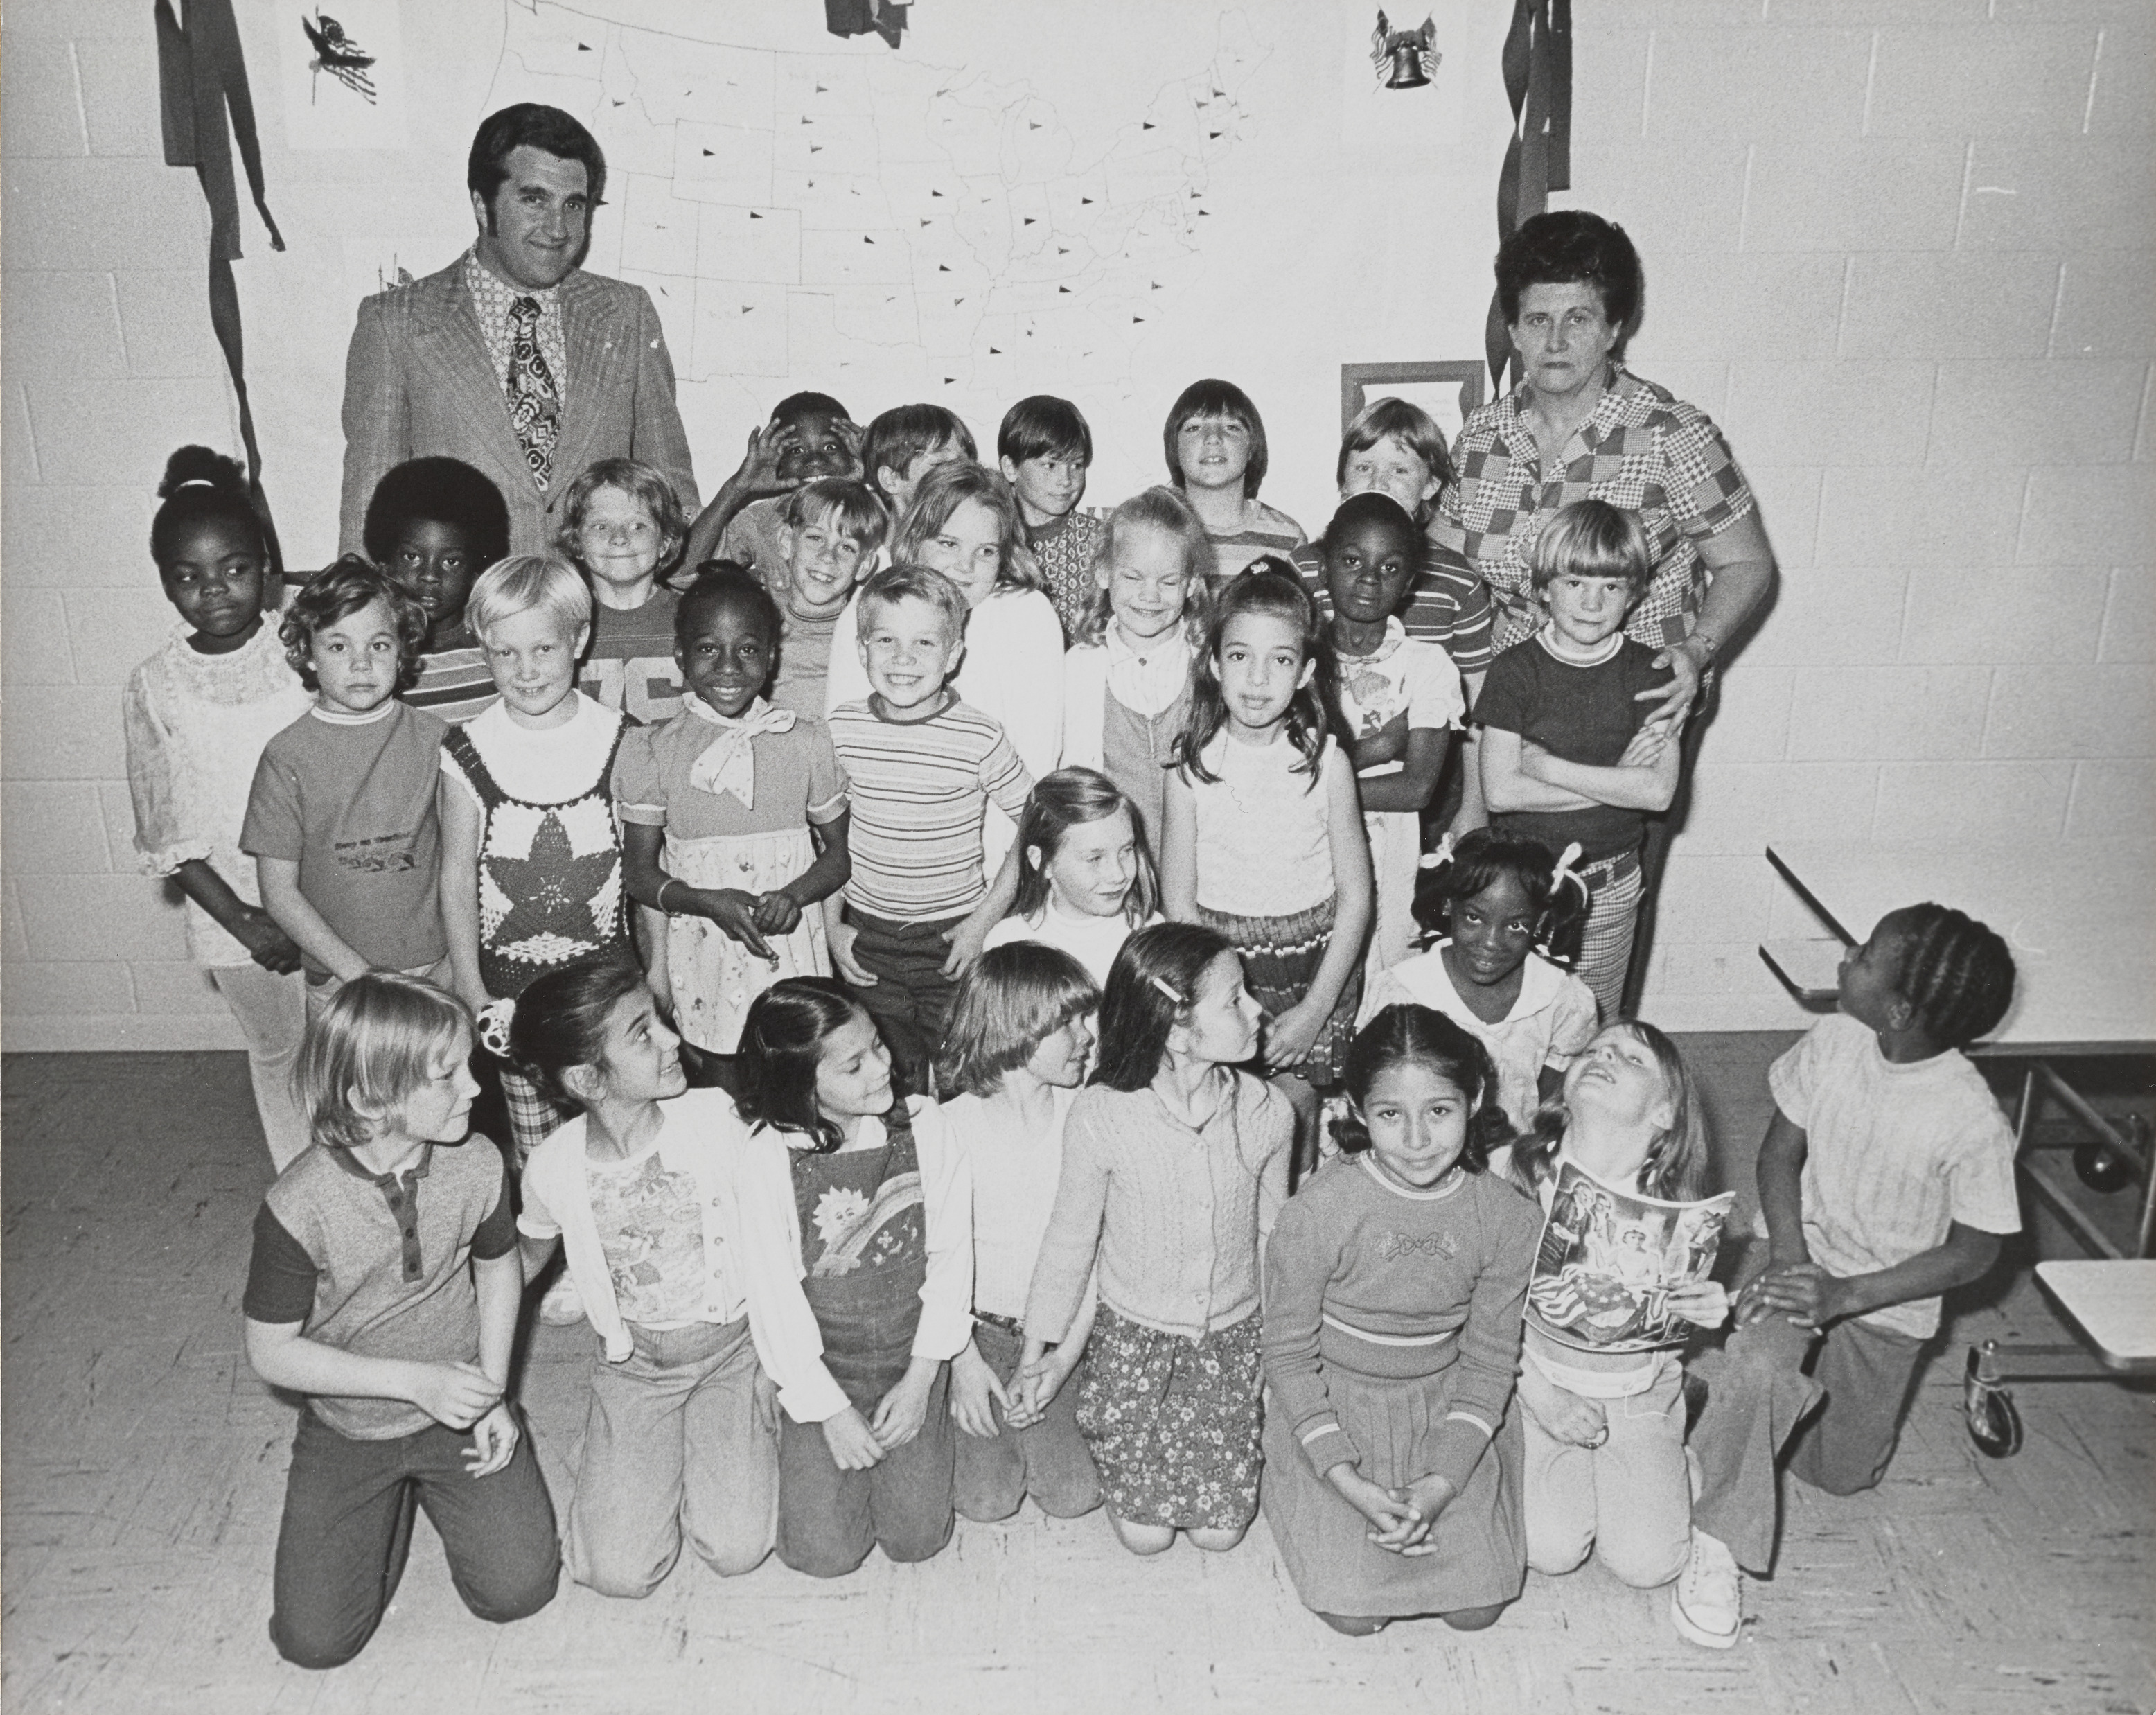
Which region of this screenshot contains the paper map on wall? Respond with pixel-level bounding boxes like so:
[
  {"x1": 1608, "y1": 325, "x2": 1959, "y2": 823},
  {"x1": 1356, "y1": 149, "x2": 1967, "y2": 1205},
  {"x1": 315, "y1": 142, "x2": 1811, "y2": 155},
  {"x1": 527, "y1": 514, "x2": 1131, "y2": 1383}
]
[{"x1": 481, "y1": 2, "x2": 1268, "y2": 415}]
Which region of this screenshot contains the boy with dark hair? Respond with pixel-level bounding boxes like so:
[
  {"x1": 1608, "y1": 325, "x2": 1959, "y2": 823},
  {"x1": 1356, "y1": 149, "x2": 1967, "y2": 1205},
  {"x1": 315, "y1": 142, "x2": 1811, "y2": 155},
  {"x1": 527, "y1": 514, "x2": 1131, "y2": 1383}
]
[
  {"x1": 998, "y1": 394, "x2": 1102, "y2": 640},
  {"x1": 364, "y1": 457, "x2": 511, "y2": 723},
  {"x1": 681, "y1": 392, "x2": 863, "y2": 590},
  {"x1": 863, "y1": 403, "x2": 978, "y2": 522},
  {"x1": 1675, "y1": 904, "x2": 2018, "y2": 1651}
]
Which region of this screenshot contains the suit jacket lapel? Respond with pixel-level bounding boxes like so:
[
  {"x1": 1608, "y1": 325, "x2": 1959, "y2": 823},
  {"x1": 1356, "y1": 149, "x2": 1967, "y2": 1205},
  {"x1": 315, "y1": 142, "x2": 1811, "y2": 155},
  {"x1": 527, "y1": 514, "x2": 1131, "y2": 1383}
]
[
  {"x1": 550, "y1": 271, "x2": 627, "y2": 486},
  {"x1": 409, "y1": 264, "x2": 532, "y2": 489}
]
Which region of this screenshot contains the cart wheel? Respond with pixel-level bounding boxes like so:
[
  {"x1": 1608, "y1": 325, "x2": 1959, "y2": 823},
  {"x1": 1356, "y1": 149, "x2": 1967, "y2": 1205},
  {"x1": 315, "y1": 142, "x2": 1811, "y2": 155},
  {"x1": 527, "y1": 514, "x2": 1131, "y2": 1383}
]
[
  {"x1": 2074, "y1": 1141, "x2": 2133, "y2": 1194},
  {"x1": 1963, "y1": 1344, "x2": 2022, "y2": 1459}
]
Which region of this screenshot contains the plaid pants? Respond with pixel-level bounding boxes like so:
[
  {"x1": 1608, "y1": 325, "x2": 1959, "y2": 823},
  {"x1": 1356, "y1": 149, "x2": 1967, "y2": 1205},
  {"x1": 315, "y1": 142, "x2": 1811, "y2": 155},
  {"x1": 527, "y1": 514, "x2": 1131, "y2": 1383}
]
[
  {"x1": 500, "y1": 1065, "x2": 573, "y2": 1167},
  {"x1": 1574, "y1": 850, "x2": 1643, "y2": 1025}
]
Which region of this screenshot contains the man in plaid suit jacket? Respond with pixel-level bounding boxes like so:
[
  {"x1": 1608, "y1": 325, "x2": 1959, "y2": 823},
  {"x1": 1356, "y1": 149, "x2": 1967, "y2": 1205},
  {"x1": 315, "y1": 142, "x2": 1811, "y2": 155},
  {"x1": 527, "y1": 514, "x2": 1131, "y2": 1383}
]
[{"x1": 339, "y1": 105, "x2": 696, "y2": 561}]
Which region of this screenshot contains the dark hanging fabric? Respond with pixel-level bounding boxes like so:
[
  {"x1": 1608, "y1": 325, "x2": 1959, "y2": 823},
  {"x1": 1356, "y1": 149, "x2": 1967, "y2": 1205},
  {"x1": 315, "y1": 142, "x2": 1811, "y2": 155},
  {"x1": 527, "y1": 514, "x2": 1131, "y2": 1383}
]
[
  {"x1": 824, "y1": 0, "x2": 909, "y2": 49},
  {"x1": 1485, "y1": 0, "x2": 1572, "y2": 394},
  {"x1": 155, "y1": 0, "x2": 288, "y2": 571}
]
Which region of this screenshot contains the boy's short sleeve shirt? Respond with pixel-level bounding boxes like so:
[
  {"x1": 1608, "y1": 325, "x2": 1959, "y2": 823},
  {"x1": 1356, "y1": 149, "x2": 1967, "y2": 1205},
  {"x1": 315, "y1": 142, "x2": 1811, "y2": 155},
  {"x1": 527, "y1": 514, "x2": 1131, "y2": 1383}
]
[
  {"x1": 1474, "y1": 634, "x2": 1671, "y2": 863},
  {"x1": 577, "y1": 588, "x2": 684, "y2": 723},
  {"x1": 246, "y1": 1137, "x2": 517, "y2": 1439},
  {"x1": 1770, "y1": 1014, "x2": 2021, "y2": 1339},
  {"x1": 240, "y1": 702, "x2": 450, "y2": 978},
  {"x1": 828, "y1": 696, "x2": 1031, "y2": 921}
]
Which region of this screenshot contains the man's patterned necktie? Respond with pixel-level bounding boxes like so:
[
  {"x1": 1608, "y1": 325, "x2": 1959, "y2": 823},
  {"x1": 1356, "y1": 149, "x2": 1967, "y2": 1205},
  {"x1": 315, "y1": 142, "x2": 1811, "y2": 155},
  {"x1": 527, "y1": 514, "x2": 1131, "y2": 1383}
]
[{"x1": 506, "y1": 295, "x2": 561, "y2": 489}]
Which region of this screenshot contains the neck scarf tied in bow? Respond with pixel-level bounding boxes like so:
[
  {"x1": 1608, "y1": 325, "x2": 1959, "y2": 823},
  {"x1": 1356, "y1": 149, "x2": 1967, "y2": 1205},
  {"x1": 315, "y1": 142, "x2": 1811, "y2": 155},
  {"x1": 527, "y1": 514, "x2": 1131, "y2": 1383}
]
[{"x1": 687, "y1": 698, "x2": 795, "y2": 809}]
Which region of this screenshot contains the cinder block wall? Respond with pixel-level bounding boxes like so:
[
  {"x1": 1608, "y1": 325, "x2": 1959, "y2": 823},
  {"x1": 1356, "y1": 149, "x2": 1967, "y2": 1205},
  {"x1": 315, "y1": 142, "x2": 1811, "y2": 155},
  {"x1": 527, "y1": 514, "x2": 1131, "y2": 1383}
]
[
  {"x1": 2, "y1": 0, "x2": 2149, "y2": 1047},
  {"x1": 1564, "y1": 0, "x2": 2153, "y2": 1030}
]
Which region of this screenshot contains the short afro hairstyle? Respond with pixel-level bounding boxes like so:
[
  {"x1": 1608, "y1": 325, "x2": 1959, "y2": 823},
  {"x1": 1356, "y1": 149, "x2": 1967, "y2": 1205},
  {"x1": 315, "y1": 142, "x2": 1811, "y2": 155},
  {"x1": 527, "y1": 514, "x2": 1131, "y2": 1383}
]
[{"x1": 362, "y1": 457, "x2": 510, "y2": 570}]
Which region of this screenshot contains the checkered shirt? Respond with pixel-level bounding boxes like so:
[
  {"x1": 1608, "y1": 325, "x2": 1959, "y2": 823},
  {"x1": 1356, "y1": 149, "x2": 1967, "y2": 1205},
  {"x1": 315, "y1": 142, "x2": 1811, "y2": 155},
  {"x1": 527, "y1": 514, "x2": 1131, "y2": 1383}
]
[{"x1": 1429, "y1": 367, "x2": 1754, "y2": 652}]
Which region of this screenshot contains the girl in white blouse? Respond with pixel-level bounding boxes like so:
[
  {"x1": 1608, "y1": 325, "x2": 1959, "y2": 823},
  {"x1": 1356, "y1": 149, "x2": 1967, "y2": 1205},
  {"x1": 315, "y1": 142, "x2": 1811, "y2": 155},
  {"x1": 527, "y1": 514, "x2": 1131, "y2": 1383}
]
[{"x1": 124, "y1": 447, "x2": 314, "y2": 1166}]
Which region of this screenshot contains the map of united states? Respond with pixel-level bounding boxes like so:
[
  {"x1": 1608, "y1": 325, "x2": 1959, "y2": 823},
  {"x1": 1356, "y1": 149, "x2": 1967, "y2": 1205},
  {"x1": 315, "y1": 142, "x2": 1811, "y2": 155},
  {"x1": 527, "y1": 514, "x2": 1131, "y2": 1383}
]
[{"x1": 485, "y1": 3, "x2": 1268, "y2": 421}]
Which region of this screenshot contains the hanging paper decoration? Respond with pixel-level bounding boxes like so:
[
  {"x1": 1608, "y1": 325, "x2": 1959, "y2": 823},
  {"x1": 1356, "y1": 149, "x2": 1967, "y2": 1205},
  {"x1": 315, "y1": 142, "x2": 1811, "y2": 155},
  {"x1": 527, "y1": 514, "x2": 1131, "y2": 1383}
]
[
  {"x1": 1485, "y1": 0, "x2": 1571, "y2": 393},
  {"x1": 154, "y1": 0, "x2": 288, "y2": 570},
  {"x1": 824, "y1": 0, "x2": 909, "y2": 50}
]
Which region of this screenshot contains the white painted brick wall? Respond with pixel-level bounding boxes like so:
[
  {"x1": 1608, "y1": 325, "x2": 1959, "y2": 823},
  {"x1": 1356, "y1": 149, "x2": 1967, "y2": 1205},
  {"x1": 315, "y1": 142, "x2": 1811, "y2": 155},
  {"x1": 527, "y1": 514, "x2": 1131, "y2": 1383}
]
[
  {"x1": 2, "y1": 0, "x2": 2148, "y2": 1047},
  {"x1": 1567, "y1": 0, "x2": 2153, "y2": 1032}
]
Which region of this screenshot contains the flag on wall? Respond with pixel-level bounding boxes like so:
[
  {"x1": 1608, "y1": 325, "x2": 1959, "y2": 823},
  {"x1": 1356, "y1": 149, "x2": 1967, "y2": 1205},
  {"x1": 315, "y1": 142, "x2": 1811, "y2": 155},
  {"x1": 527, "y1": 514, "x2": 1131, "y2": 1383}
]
[{"x1": 1485, "y1": 0, "x2": 1571, "y2": 393}]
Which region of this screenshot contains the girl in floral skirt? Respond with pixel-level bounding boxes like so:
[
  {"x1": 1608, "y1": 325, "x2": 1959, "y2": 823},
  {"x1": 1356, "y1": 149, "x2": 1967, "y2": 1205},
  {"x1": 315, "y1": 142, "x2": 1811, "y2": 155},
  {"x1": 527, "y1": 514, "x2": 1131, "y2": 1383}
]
[{"x1": 1021, "y1": 923, "x2": 1293, "y2": 1556}]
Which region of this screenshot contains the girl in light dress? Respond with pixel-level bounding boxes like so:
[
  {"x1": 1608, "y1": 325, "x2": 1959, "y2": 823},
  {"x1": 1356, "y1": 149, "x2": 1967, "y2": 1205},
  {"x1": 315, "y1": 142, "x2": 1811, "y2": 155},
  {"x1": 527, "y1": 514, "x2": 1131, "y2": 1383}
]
[
  {"x1": 615, "y1": 568, "x2": 851, "y2": 1087},
  {"x1": 124, "y1": 446, "x2": 315, "y2": 1167}
]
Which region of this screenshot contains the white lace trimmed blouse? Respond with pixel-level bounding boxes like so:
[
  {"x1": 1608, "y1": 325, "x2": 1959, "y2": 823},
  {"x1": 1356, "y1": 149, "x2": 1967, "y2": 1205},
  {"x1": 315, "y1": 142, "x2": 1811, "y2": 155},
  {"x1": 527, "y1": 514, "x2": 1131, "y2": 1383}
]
[{"x1": 123, "y1": 617, "x2": 314, "y2": 966}]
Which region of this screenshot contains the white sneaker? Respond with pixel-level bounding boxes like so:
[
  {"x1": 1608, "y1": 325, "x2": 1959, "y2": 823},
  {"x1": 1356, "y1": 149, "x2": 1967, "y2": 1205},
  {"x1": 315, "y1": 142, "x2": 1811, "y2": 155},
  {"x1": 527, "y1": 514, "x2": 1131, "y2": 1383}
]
[
  {"x1": 1671, "y1": 1529, "x2": 1741, "y2": 1649},
  {"x1": 538, "y1": 1272, "x2": 586, "y2": 1328}
]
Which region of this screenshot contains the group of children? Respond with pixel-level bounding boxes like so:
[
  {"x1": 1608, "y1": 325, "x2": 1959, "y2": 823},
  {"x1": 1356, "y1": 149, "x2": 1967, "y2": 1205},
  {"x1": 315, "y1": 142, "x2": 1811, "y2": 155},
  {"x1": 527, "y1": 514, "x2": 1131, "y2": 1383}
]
[{"x1": 121, "y1": 378, "x2": 2025, "y2": 1667}]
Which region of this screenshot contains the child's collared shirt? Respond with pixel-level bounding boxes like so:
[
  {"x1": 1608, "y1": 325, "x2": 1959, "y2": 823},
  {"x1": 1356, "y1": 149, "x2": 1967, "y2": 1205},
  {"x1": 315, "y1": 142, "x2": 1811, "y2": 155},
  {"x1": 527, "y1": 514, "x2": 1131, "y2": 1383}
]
[
  {"x1": 1770, "y1": 1013, "x2": 2021, "y2": 1340},
  {"x1": 1361, "y1": 943, "x2": 1597, "y2": 1132},
  {"x1": 242, "y1": 699, "x2": 450, "y2": 978},
  {"x1": 245, "y1": 1136, "x2": 516, "y2": 1439},
  {"x1": 828, "y1": 694, "x2": 1032, "y2": 924}
]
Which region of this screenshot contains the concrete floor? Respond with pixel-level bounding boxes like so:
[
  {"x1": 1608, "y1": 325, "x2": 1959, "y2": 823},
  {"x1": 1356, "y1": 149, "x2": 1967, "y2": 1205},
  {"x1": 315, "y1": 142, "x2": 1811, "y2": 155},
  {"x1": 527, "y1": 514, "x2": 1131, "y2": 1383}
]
[{"x1": 3, "y1": 1044, "x2": 2151, "y2": 1715}]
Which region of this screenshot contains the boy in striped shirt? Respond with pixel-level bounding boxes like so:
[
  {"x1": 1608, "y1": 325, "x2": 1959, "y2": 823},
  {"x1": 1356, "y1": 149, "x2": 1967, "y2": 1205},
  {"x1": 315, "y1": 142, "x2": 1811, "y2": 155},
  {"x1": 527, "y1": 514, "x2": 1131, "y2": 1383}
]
[{"x1": 823, "y1": 563, "x2": 1034, "y2": 1089}]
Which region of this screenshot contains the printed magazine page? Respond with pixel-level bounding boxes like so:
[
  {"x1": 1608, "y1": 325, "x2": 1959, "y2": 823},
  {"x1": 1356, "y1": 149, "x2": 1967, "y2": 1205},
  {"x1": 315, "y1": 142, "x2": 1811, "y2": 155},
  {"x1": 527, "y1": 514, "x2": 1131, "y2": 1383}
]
[{"x1": 1527, "y1": 1160, "x2": 1736, "y2": 1354}]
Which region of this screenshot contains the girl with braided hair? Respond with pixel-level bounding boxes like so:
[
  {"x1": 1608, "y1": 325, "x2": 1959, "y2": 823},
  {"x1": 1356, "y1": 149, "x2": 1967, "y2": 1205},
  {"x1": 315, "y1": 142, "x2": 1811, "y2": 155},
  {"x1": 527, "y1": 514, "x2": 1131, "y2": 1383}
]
[{"x1": 1672, "y1": 902, "x2": 2019, "y2": 1651}]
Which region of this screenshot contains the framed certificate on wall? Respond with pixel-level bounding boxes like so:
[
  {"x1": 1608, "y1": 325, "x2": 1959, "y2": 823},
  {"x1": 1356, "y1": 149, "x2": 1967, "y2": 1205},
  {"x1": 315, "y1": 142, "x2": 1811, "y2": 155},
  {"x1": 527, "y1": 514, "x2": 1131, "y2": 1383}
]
[{"x1": 1340, "y1": 361, "x2": 1486, "y2": 443}]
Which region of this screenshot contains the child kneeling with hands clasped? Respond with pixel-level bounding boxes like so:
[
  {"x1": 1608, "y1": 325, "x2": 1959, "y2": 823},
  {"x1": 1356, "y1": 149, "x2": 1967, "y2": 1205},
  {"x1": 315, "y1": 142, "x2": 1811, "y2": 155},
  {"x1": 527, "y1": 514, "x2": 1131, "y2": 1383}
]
[
  {"x1": 730, "y1": 980, "x2": 975, "y2": 1578},
  {"x1": 1262, "y1": 1005, "x2": 1539, "y2": 1637},
  {"x1": 242, "y1": 975, "x2": 558, "y2": 1669}
]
